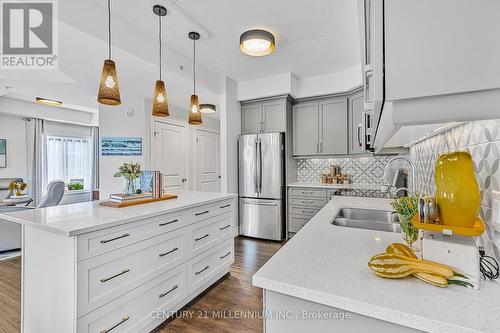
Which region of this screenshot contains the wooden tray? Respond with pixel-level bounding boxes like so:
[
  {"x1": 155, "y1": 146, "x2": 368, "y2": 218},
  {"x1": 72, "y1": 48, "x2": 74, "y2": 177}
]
[
  {"x1": 412, "y1": 215, "x2": 485, "y2": 236},
  {"x1": 100, "y1": 194, "x2": 178, "y2": 208}
]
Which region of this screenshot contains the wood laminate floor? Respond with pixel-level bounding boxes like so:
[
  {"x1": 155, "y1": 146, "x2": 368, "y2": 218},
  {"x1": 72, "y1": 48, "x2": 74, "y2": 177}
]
[{"x1": 0, "y1": 236, "x2": 284, "y2": 333}]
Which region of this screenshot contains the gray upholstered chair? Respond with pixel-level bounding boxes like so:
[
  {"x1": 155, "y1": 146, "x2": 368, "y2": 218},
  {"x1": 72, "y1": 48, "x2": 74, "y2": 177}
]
[
  {"x1": 37, "y1": 180, "x2": 65, "y2": 208},
  {"x1": 0, "y1": 178, "x2": 23, "y2": 200}
]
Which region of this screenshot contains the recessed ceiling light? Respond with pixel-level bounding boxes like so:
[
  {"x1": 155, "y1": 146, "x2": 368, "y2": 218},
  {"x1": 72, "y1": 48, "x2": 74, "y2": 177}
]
[
  {"x1": 200, "y1": 104, "x2": 216, "y2": 114},
  {"x1": 36, "y1": 97, "x2": 62, "y2": 106},
  {"x1": 240, "y1": 29, "x2": 276, "y2": 56}
]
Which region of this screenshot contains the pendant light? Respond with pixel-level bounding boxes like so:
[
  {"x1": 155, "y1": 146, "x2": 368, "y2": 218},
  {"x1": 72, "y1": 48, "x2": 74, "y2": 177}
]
[
  {"x1": 152, "y1": 5, "x2": 169, "y2": 117},
  {"x1": 188, "y1": 31, "x2": 202, "y2": 125},
  {"x1": 97, "y1": 0, "x2": 121, "y2": 106}
]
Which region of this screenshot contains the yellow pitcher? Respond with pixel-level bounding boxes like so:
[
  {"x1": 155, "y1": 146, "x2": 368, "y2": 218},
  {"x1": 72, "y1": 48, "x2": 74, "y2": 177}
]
[{"x1": 435, "y1": 151, "x2": 480, "y2": 228}]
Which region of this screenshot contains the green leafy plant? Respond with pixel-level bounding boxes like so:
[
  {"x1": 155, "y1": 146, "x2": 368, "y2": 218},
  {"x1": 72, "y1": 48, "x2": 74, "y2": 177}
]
[
  {"x1": 113, "y1": 162, "x2": 142, "y2": 181},
  {"x1": 391, "y1": 196, "x2": 420, "y2": 247},
  {"x1": 67, "y1": 182, "x2": 84, "y2": 191}
]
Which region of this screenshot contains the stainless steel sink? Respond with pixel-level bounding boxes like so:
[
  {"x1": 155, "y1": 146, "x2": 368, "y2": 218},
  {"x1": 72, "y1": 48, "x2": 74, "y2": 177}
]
[{"x1": 331, "y1": 208, "x2": 401, "y2": 233}]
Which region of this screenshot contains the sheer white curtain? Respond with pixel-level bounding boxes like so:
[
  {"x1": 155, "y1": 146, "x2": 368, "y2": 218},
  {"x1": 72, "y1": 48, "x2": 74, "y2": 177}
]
[
  {"x1": 46, "y1": 136, "x2": 92, "y2": 192},
  {"x1": 25, "y1": 118, "x2": 46, "y2": 206}
]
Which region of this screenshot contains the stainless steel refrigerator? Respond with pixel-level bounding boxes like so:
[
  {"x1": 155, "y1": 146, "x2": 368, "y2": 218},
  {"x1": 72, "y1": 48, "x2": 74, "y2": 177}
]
[{"x1": 238, "y1": 132, "x2": 284, "y2": 241}]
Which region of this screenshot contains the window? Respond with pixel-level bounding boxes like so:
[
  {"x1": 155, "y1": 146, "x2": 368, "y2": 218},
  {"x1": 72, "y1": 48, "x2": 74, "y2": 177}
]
[{"x1": 46, "y1": 136, "x2": 92, "y2": 191}]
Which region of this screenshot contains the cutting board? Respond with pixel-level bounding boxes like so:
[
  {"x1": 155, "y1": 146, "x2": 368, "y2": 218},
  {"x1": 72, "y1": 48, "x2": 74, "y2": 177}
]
[{"x1": 99, "y1": 194, "x2": 178, "y2": 208}]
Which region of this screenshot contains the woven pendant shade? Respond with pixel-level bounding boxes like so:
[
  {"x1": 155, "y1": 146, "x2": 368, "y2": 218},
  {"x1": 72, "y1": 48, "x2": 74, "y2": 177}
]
[
  {"x1": 152, "y1": 80, "x2": 169, "y2": 116},
  {"x1": 188, "y1": 94, "x2": 202, "y2": 125},
  {"x1": 98, "y1": 59, "x2": 121, "y2": 106}
]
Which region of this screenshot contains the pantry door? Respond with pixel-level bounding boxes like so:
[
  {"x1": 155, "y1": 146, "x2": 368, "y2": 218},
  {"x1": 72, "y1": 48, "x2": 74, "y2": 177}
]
[
  {"x1": 153, "y1": 121, "x2": 189, "y2": 192},
  {"x1": 194, "y1": 128, "x2": 220, "y2": 192}
]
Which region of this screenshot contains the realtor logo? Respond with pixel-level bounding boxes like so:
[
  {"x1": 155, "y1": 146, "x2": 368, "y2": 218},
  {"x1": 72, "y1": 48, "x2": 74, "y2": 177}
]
[{"x1": 1, "y1": 0, "x2": 58, "y2": 69}]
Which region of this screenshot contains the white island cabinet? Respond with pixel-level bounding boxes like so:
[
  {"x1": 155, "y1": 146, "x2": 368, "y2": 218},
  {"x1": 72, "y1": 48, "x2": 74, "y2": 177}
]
[{"x1": 0, "y1": 191, "x2": 237, "y2": 333}]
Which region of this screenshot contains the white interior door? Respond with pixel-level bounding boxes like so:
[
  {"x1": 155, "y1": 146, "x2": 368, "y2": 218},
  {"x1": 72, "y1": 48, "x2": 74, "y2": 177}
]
[
  {"x1": 153, "y1": 121, "x2": 188, "y2": 192},
  {"x1": 195, "y1": 129, "x2": 220, "y2": 192}
]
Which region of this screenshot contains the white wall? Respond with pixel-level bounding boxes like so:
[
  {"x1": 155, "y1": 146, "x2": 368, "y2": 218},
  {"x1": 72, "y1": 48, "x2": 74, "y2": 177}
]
[
  {"x1": 220, "y1": 77, "x2": 241, "y2": 194},
  {"x1": 237, "y1": 65, "x2": 363, "y2": 101},
  {"x1": 0, "y1": 114, "x2": 27, "y2": 180}
]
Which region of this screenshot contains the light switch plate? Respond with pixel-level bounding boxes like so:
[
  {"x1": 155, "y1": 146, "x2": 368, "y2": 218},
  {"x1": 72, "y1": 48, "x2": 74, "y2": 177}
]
[{"x1": 491, "y1": 191, "x2": 500, "y2": 232}]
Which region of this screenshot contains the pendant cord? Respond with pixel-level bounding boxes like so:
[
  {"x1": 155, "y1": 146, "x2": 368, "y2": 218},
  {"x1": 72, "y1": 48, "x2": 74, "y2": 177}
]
[
  {"x1": 107, "y1": 0, "x2": 111, "y2": 59},
  {"x1": 193, "y1": 38, "x2": 196, "y2": 94},
  {"x1": 159, "y1": 13, "x2": 162, "y2": 81}
]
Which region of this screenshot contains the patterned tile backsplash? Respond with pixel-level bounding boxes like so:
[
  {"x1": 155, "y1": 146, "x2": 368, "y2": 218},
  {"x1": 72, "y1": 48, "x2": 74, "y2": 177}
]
[
  {"x1": 297, "y1": 156, "x2": 393, "y2": 184},
  {"x1": 409, "y1": 119, "x2": 500, "y2": 258}
]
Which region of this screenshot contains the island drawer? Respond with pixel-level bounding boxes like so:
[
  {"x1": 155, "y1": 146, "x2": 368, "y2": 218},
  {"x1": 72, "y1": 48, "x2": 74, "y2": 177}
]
[
  {"x1": 188, "y1": 211, "x2": 234, "y2": 258},
  {"x1": 190, "y1": 198, "x2": 236, "y2": 223},
  {"x1": 289, "y1": 197, "x2": 326, "y2": 208},
  {"x1": 290, "y1": 206, "x2": 320, "y2": 218},
  {"x1": 77, "y1": 211, "x2": 185, "y2": 261},
  {"x1": 77, "y1": 263, "x2": 187, "y2": 333},
  {"x1": 187, "y1": 238, "x2": 234, "y2": 294},
  {"x1": 290, "y1": 188, "x2": 326, "y2": 198},
  {"x1": 77, "y1": 228, "x2": 187, "y2": 316}
]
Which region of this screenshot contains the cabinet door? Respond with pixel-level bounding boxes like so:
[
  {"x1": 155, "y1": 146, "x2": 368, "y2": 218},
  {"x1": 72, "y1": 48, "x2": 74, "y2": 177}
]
[
  {"x1": 318, "y1": 97, "x2": 347, "y2": 155},
  {"x1": 292, "y1": 101, "x2": 319, "y2": 156},
  {"x1": 241, "y1": 103, "x2": 263, "y2": 134},
  {"x1": 262, "y1": 99, "x2": 286, "y2": 133},
  {"x1": 349, "y1": 92, "x2": 366, "y2": 154}
]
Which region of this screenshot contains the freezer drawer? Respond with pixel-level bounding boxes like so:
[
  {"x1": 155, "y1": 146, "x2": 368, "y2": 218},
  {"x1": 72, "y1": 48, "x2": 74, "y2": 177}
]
[{"x1": 239, "y1": 198, "x2": 283, "y2": 241}]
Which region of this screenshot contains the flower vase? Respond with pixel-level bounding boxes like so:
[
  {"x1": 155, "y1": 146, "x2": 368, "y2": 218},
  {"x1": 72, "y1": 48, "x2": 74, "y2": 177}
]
[
  {"x1": 398, "y1": 213, "x2": 420, "y2": 250},
  {"x1": 123, "y1": 178, "x2": 137, "y2": 196}
]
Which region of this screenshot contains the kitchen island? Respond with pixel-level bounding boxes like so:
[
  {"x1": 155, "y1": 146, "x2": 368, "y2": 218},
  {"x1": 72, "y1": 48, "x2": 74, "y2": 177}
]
[
  {"x1": 0, "y1": 191, "x2": 237, "y2": 333},
  {"x1": 253, "y1": 196, "x2": 500, "y2": 333}
]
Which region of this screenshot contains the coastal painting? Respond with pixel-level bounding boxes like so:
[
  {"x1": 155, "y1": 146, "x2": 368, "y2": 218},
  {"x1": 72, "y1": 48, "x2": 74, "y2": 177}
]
[
  {"x1": 101, "y1": 137, "x2": 142, "y2": 156},
  {"x1": 0, "y1": 139, "x2": 5, "y2": 168}
]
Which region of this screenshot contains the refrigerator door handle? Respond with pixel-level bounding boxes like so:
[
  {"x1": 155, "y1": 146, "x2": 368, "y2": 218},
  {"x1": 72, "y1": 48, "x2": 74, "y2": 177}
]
[
  {"x1": 258, "y1": 139, "x2": 263, "y2": 193},
  {"x1": 254, "y1": 139, "x2": 259, "y2": 193}
]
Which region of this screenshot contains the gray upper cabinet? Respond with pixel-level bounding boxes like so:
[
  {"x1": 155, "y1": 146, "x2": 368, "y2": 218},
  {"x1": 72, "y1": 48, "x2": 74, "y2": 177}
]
[
  {"x1": 241, "y1": 102, "x2": 263, "y2": 134},
  {"x1": 292, "y1": 101, "x2": 319, "y2": 156},
  {"x1": 241, "y1": 98, "x2": 286, "y2": 134},
  {"x1": 319, "y1": 97, "x2": 347, "y2": 155},
  {"x1": 348, "y1": 91, "x2": 367, "y2": 154},
  {"x1": 292, "y1": 97, "x2": 348, "y2": 156}
]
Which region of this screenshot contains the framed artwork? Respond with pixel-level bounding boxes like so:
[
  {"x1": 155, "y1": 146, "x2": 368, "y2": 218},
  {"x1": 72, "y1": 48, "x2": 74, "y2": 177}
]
[
  {"x1": 101, "y1": 137, "x2": 142, "y2": 156},
  {"x1": 0, "y1": 139, "x2": 6, "y2": 168}
]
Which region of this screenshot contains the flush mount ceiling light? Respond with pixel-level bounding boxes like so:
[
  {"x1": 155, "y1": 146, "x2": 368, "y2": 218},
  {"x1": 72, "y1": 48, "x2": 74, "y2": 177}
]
[
  {"x1": 188, "y1": 31, "x2": 202, "y2": 125},
  {"x1": 151, "y1": 5, "x2": 169, "y2": 117},
  {"x1": 239, "y1": 29, "x2": 276, "y2": 56},
  {"x1": 200, "y1": 103, "x2": 216, "y2": 114},
  {"x1": 97, "y1": 0, "x2": 121, "y2": 106},
  {"x1": 36, "y1": 97, "x2": 62, "y2": 106}
]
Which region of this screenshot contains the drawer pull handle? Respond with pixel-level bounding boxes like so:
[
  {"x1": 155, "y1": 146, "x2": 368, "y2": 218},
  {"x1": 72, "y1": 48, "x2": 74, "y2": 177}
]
[
  {"x1": 220, "y1": 252, "x2": 231, "y2": 259},
  {"x1": 195, "y1": 233, "x2": 210, "y2": 241},
  {"x1": 195, "y1": 210, "x2": 210, "y2": 216},
  {"x1": 301, "y1": 191, "x2": 314, "y2": 194},
  {"x1": 159, "y1": 247, "x2": 179, "y2": 257},
  {"x1": 100, "y1": 269, "x2": 130, "y2": 283},
  {"x1": 159, "y1": 219, "x2": 178, "y2": 227},
  {"x1": 220, "y1": 204, "x2": 231, "y2": 209},
  {"x1": 100, "y1": 233, "x2": 130, "y2": 244},
  {"x1": 219, "y1": 224, "x2": 231, "y2": 231},
  {"x1": 100, "y1": 315, "x2": 129, "y2": 333},
  {"x1": 159, "y1": 285, "x2": 178, "y2": 298},
  {"x1": 301, "y1": 200, "x2": 314, "y2": 204},
  {"x1": 195, "y1": 265, "x2": 210, "y2": 275},
  {"x1": 302, "y1": 210, "x2": 315, "y2": 214}
]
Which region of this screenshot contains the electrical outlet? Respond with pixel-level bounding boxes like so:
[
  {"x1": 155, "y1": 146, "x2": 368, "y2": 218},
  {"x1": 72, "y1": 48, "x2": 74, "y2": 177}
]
[{"x1": 492, "y1": 191, "x2": 500, "y2": 232}]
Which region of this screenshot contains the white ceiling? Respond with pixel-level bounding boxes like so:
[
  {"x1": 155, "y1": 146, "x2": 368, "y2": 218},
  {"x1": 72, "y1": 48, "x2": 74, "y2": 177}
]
[{"x1": 0, "y1": 0, "x2": 361, "y2": 113}]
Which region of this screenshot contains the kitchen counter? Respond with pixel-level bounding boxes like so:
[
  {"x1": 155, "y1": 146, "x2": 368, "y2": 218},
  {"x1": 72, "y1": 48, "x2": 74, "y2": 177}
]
[
  {"x1": 0, "y1": 191, "x2": 237, "y2": 236},
  {"x1": 287, "y1": 181, "x2": 383, "y2": 191},
  {"x1": 253, "y1": 196, "x2": 500, "y2": 333}
]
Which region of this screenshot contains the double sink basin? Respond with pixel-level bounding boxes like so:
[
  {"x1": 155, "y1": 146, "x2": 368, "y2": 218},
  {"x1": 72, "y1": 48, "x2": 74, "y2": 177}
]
[{"x1": 331, "y1": 208, "x2": 401, "y2": 233}]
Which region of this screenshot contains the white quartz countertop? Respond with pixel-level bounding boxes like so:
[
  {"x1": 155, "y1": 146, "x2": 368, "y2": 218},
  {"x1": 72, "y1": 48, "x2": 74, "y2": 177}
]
[
  {"x1": 287, "y1": 181, "x2": 383, "y2": 191},
  {"x1": 253, "y1": 196, "x2": 500, "y2": 333},
  {"x1": 0, "y1": 191, "x2": 237, "y2": 236}
]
